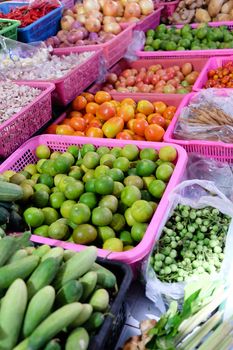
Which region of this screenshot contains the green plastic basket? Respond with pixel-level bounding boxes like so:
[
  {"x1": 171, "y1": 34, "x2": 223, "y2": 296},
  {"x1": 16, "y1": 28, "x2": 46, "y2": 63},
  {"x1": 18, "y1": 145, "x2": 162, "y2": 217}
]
[{"x1": 0, "y1": 18, "x2": 20, "y2": 39}]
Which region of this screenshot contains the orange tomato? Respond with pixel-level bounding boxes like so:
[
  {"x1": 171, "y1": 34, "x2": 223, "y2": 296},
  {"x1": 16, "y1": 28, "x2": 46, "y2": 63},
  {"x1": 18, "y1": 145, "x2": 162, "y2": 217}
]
[
  {"x1": 69, "y1": 111, "x2": 83, "y2": 119},
  {"x1": 120, "y1": 98, "x2": 136, "y2": 109},
  {"x1": 148, "y1": 113, "x2": 166, "y2": 128},
  {"x1": 81, "y1": 92, "x2": 95, "y2": 102},
  {"x1": 123, "y1": 129, "x2": 134, "y2": 137},
  {"x1": 117, "y1": 104, "x2": 135, "y2": 122},
  {"x1": 153, "y1": 101, "x2": 167, "y2": 114},
  {"x1": 46, "y1": 124, "x2": 57, "y2": 134},
  {"x1": 86, "y1": 102, "x2": 99, "y2": 115},
  {"x1": 86, "y1": 127, "x2": 104, "y2": 138},
  {"x1": 109, "y1": 100, "x2": 120, "y2": 108},
  {"x1": 134, "y1": 135, "x2": 145, "y2": 141},
  {"x1": 61, "y1": 118, "x2": 72, "y2": 126},
  {"x1": 163, "y1": 106, "x2": 176, "y2": 120},
  {"x1": 144, "y1": 124, "x2": 165, "y2": 142},
  {"x1": 127, "y1": 119, "x2": 135, "y2": 131},
  {"x1": 83, "y1": 113, "x2": 95, "y2": 124},
  {"x1": 96, "y1": 102, "x2": 116, "y2": 121},
  {"x1": 94, "y1": 91, "x2": 111, "y2": 104},
  {"x1": 135, "y1": 113, "x2": 147, "y2": 120},
  {"x1": 89, "y1": 118, "x2": 103, "y2": 129},
  {"x1": 102, "y1": 117, "x2": 124, "y2": 138},
  {"x1": 133, "y1": 119, "x2": 149, "y2": 137},
  {"x1": 73, "y1": 131, "x2": 85, "y2": 136},
  {"x1": 70, "y1": 117, "x2": 86, "y2": 131},
  {"x1": 72, "y1": 95, "x2": 87, "y2": 111},
  {"x1": 137, "y1": 100, "x2": 154, "y2": 116},
  {"x1": 165, "y1": 119, "x2": 171, "y2": 129},
  {"x1": 116, "y1": 131, "x2": 134, "y2": 140},
  {"x1": 56, "y1": 125, "x2": 74, "y2": 135}
]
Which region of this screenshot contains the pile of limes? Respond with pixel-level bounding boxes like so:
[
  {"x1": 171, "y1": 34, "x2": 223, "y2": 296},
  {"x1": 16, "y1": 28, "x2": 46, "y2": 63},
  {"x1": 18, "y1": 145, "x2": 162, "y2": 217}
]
[{"x1": 3, "y1": 143, "x2": 177, "y2": 252}]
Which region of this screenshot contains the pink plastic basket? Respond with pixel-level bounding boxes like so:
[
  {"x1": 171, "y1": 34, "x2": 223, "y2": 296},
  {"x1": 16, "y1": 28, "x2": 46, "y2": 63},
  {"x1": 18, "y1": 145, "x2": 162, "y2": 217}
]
[
  {"x1": 88, "y1": 57, "x2": 208, "y2": 100},
  {"x1": 193, "y1": 55, "x2": 233, "y2": 91},
  {"x1": 164, "y1": 91, "x2": 233, "y2": 160},
  {"x1": 137, "y1": 22, "x2": 233, "y2": 59},
  {"x1": 156, "y1": 0, "x2": 179, "y2": 20},
  {"x1": 0, "y1": 135, "x2": 187, "y2": 268},
  {"x1": 0, "y1": 81, "x2": 54, "y2": 158},
  {"x1": 60, "y1": 0, "x2": 74, "y2": 8},
  {"x1": 121, "y1": 8, "x2": 162, "y2": 32},
  {"x1": 53, "y1": 25, "x2": 134, "y2": 69}
]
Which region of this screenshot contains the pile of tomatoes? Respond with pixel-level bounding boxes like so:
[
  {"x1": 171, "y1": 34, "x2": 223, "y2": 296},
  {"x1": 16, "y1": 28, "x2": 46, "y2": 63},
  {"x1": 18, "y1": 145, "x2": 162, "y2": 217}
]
[
  {"x1": 47, "y1": 91, "x2": 176, "y2": 142},
  {"x1": 205, "y1": 61, "x2": 233, "y2": 88}
]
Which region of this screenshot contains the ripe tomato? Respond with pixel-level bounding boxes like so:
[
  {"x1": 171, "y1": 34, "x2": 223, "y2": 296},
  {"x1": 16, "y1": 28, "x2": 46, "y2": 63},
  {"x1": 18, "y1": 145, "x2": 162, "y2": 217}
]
[
  {"x1": 86, "y1": 102, "x2": 99, "y2": 115},
  {"x1": 148, "y1": 113, "x2": 166, "y2": 128},
  {"x1": 70, "y1": 117, "x2": 86, "y2": 131},
  {"x1": 117, "y1": 104, "x2": 135, "y2": 122},
  {"x1": 61, "y1": 118, "x2": 71, "y2": 126},
  {"x1": 72, "y1": 96, "x2": 87, "y2": 111},
  {"x1": 73, "y1": 131, "x2": 85, "y2": 136},
  {"x1": 127, "y1": 119, "x2": 135, "y2": 131},
  {"x1": 46, "y1": 124, "x2": 57, "y2": 134},
  {"x1": 133, "y1": 119, "x2": 149, "y2": 137},
  {"x1": 163, "y1": 106, "x2": 176, "y2": 120},
  {"x1": 144, "y1": 124, "x2": 165, "y2": 142},
  {"x1": 137, "y1": 100, "x2": 154, "y2": 116},
  {"x1": 165, "y1": 119, "x2": 171, "y2": 129},
  {"x1": 94, "y1": 91, "x2": 111, "y2": 104},
  {"x1": 83, "y1": 113, "x2": 95, "y2": 124},
  {"x1": 133, "y1": 135, "x2": 145, "y2": 141},
  {"x1": 116, "y1": 131, "x2": 134, "y2": 140},
  {"x1": 69, "y1": 111, "x2": 83, "y2": 119},
  {"x1": 89, "y1": 118, "x2": 103, "y2": 129},
  {"x1": 96, "y1": 102, "x2": 116, "y2": 121},
  {"x1": 120, "y1": 98, "x2": 136, "y2": 109},
  {"x1": 56, "y1": 125, "x2": 74, "y2": 135},
  {"x1": 153, "y1": 101, "x2": 167, "y2": 114},
  {"x1": 102, "y1": 117, "x2": 124, "y2": 138},
  {"x1": 81, "y1": 92, "x2": 95, "y2": 102},
  {"x1": 86, "y1": 127, "x2": 104, "y2": 138},
  {"x1": 135, "y1": 113, "x2": 147, "y2": 120}
]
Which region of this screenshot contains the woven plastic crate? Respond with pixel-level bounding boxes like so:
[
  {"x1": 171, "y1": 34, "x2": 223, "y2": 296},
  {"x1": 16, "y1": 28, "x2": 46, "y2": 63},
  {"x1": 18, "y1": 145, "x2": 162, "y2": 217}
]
[
  {"x1": 0, "y1": 81, "x2": 54, "y2": 158},
  {"x1": 0, "y1": 135, "x2": 187, "y2": 270},
  {"x1": 137, "y1": 22, "x2": 233, "y2": 59},
  {"x1": 156, "y1": 0, "x2": 179, "y2": 21},
  {"x1": 193, "y1": 55, "x2": 233, "y2": 91},
  {"x1": 0, "y1": 18, "x2": 20, "y2": 39},
  {"x1": 24, "y1": 48, "x2": 103, "y2": 106},
  {"x1": 121, "y1": 8, "x2": 162, "y2": 32},
  {"x1": 89, "y1": 258, "x2": 132, "y2": 350},
  {"x1": 0, "y1": 2, "x2": 63, "y2": 43},
  {"x1": 88, "y1": 57, "x2": 208, "y2": 100},
  {"x1": 164, "y1": 91, "x2": 233, "y2": 161},
  {"x1": 53, "y1": 24, "x2": 134, "y2": 69}
]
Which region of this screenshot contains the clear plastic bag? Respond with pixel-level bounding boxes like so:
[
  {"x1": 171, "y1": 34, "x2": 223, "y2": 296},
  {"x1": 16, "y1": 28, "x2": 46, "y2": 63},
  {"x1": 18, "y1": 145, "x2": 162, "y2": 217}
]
[
  {"x1": 142, "y1": 180, "x2": 233, "y2": 313},
  {"x1": 124, "y1": 30, "x2": 145, "y2": 61},
  {"x1": 174, "y1": 89, "x2": 233, "y2": 142}
]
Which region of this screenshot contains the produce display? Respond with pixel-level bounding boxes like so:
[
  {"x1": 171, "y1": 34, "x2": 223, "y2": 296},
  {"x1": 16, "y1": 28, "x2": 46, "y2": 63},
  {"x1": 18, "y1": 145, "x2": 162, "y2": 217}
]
[
  {"x1": 150, "y1": 205, "x2": 230, "y2": 282},
  {"x1": 0, "y1": 81, "x2": 41, "y2": 125},
  {"x1": 46, "y1": 0, "x2": 154, "y2": 48},
  {"x1": 47, "y1": 92, "x2": 176, "y2": 141},
  {"x1": 0, "y1": 0, "x2": 60, "y2": 27},
  {"x1": 0, "y1": 143, "x2": 178, "y2": 252},
  {"x1": 144, "y1": 23, "x2": 233, "y2": 51},
  {"x1": 204, "y1": 61, "x2": 233, "y2": 88},
  {"x1": 101, "y1": 63, "x2": 199, "y2": 94},
  {"x1": 0, "y1": 233, "x2": 122, "y2": 350},
  {"x1": 169, "y1": 0, "x2": 233, "y2": 24}
]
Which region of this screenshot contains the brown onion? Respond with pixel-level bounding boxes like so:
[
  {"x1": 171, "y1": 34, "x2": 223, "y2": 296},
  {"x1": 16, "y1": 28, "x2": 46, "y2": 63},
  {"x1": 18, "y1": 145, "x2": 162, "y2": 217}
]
[
  {"x1": 124, "y1": 2, "x2": 141, "y2": 18},
  {"x1": 103, "y1": 22, "x2": 121, "y2": 34},
  {"x1": 139, "y1": 0, "x2": 154, "y2": 15},
  {"x1": 103, "y1": 0, "x2": 119, "y2": 16},
  {"x1": 75, "y1": 13, "x2": 86, "y2": 24},
  {"x1": 85, "y1": 17, "x2": 101, "y2": 32},
  {"x1": 103, "y1": 16, "x2": 116, "y2": 24},
  {"x1": 83, "y1": 0, "x2": 100, "y2": 12},
  {"x1": 61, "y1": 15, "x2": 75, "y2": 31}
]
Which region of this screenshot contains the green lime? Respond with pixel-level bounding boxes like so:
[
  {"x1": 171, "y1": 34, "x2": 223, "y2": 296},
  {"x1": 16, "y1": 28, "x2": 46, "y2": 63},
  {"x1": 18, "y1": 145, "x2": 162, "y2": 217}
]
[
  {"x1": 67, "y1": 145, "x2": 79, "y2": 158},
  {"x1": 124, "y1": 208, "x2": 137, "y2": 226},
  {"x1": 165, "y1": 42, "x2": 177, "y2": 51},
  {"x1": 60, "y1": 152, "x2": 75, "y2": 167},
  {"x1": 131, "y1": 223, "x2": 148, "y2": 242},
  {"x1": 147, "y1": 29, "x2": 155, "y2": 37},
  {"x1": 64, "y1": 181, "x2": 84, "y2": 200},
  {"x1": 31, "y1": 174, "x2": 40, "y2": 183},
  {"x1": 69, "y1": 166, "x2": 83, "y2": 180},
  {"x1": 156, "y1": 164, "x2": 174, "y2": 182},
  {"x1": 92, "y1": 207, "x2": 113, "y2": 226},
  {"x1": 60, "y1": 200, "x2": 75, "y2": 218},
  {"x1": 110, "y1": 147, "x2": 121, "y2": 158},
  {"x1": 110, "y1": 213, "x2": 126, "y2": 232},
  {"x1": 49, "y1": 192, "x2": 66, "y2": 209},
  {"x1": 38, "y1": 174, "x2": 54, "y2": 188},
  {"x1": 123, "y1": 245, "x2": 134, "y2": 251},
  {"x1": 141, "y1": 190, "x2": 153, "y2": 201},
  {"x1": 113, "y1": 181, "x2": 124, "y2": 198},
  {"x1": 42, "y1": 207, "x2": 59, "y2": 225},
  {"x1": 82, "y1": 170, "x2": 95, "y2": 183},
  {"x1": 124, "y1": 175, "x2": 143, "y2": 189},
  {"x1": 72, "y1": 224, "x2": 97, "y2": 244},
  {"x1": 113, "y1": 157, "x2": 130, "y2": 172},
  {"x1": 118, "y1": 200, "x2": 128, "y2": 215},
  {"x1": 50, "y1": 151, "x2": 61, "y2": 160},
  {"x1": 159, "y1": 146, "x2": 177, "y2": 162},
  {"x1": 51, "y1": 187, "x2": 60, "y2": 193},
  {"x1": 24, "y1": 164, "x2": 37, "y2": 176},
  {"x1": 23, "y1": 207, "x2": 44, "y2": 228},
  {"x1": 120, "y1": 231, "x2": 133, "y2": 245},
  {"x1": 54, "y1": 156, "x2": 71, "y2": 174},
  {"x1": 79, "y1": 192, "x2": 98, "y2": 209},
  {"x1": 108, "y1": 168, "x2": 124, "y2": 181},
  {"x1": 152, "y1": 38, "x2": 161, "y2": 50},
  {"x1": 80, "y1": 144, "x2": 96, "y2": 157},
  {"x1": 103, "y1": 238, "x2": 123, "y2": 252},
  {"x1": 34, "y1": 183, "x2": 50, "y2": 194},
  {"x1": 41, "y1": 160, "x2": 57, "y2": 176},
  {"x1": 36, "y1": 159, "x2": 46, "y2": 173},
  {"x1": 97, "y1": 146, "x2": 110, "y2": 157},
  {"x1": 98, "y1": 195, "x2": 117, "y2": 213},
  {"x1": 94, "y1": 165, "x2": 110, "y2": 178},
  {"x1": 54, "y1": 174, "x2": 66, "y2": 187},
  {"x1": 149, "y1": 201, "x2": 158, "y2": 211},
  {"x1": 140, "y1": 148, "x2": 158, "y2": 161},
  {"x1": 33, "y1": 225, "x2": 49, "y2": 237},
  {"x1": 121, "y1": 185, "x2": 141, "y2": 207},
  {"x1": 69, "y1": 203, "x2": 91, "y2": 225},
  {"x1": 83, "y1": 151, "x2": 100, "y2": 169},
  {"x1": 58, "y1": 176, "x2": 76, "y2": 192},
  {"x1": 48, "y1": 221, "x2": 69, "y2": 239},
  {"x1": 136, "y1": 160, "x2": 156, "y2": 177},
  {"x1": 95, "y1": 176, "x2": 114, "y2": 195},
  {"x1": 121, "y1": 145, "x2": 139, "y2": 161},
  {"x1": 85, "y1": 179, "x2": 96, "y2": 193},
  {"x1": 100, "y1": 154, "x2": 116, "y2": 168},
  {"x1": 148, "y1": 179, "x2": 166, "y2": 199},
  {"x1": 35, "y1": 145, "x2": 50, "y2": 159},
  {"x1": 131, "y1": 200, "x2": 153, "y2": 223},
  {"x1": 98, "y1": 226, "x2": 115, "y2": 242},
  {"x1": 31, "y1": 190, "x2": 49, "y2": 208},
  {"x1": 127, "y1": 168, "x2": 137, "y2": 176}
]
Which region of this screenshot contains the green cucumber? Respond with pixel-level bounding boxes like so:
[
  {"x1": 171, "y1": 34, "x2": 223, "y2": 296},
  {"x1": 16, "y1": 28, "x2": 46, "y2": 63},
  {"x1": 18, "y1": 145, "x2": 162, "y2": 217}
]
[
  {"x1": 13, "y1": 338, "x2": 29, "y2": 350},
  {"x1": 0, "y1": 232, "x2": 31, "y2": 267},
  {"x1": 44, "y1": 340, "x2": 61, "y2": 350},
  {"x1": 70, "y1": 304, "x2": 93, "y2": 328},
  {"x1": 89, "y1": 289, "x2": 109, "y2": 312},
  {"x1": 0, "y1": 206, "x2": 10, "y2": 225},
  {"x1": 84, "y1": 312, "x2": 105, "y2": 332},
  {"x1": 32, "y1": 245, "x2": 51, "y2": 258},
  {"x1": 0, "y1": 255, "x2": 39, "y2": 289},
  {"x1": 79, "y1": 271, "x2": 97, "y2": 302},
  {"x1": 65, "y1": 327, "x2": 89, "y2": 350},
  {"x1": 41, "y1": 247, "x2": 64, "y2": 263},
  {"x1": 53, "y1": 246, "x2": 97, "y2": 290},
  {"x1": 0, "y1": 181, "x2": 23, "y2": 202},
  {"x1": 63, "y1": 250, "x2": 76, "y2": 261},
  {"x1": 27, "y1": 257, "x2": 61, "y2": 299},
  {"x1": 0, "y1": 279, "x2": 28, "y2": 349},
  {"x1": 23, "y1": 285, "x2": 55, "y2": 337},
  {"x1": 55, "y1": 280, "x2": 83, "y2": 306},
  {"x1": 8, "y1": 249, "x2": 28, "y2": 263},
  {"x1": 28, "y1": 303, "x2": 83, "y2": 350},
  {"x1": 91, "y1": 263, "x2": 117, "y2": 289}
]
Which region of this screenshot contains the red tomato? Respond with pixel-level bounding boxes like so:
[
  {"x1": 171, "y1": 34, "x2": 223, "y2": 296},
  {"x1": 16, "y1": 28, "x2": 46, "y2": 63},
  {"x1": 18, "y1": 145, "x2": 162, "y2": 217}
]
[
  {"x1": 148, "y1": 113, "x2": 166, "y2": 128},
  {"x1": 116, "y1": 131, "x2": 134, "y2": 140},
  {"x1": 96, "y1": 102, "x2": 116, "y2": 121},
  {"x1": 102, "y1": 117, "x2": 124, "y2": 138},
  {"x1": 86, "y1": 127, "x2": 104, "y2": 138},
  {"x1": 70, "y1": 117, "x2": 86, "y2": 131},
  {"x1": 144, "y1": 124, "x2": 165, "y2": 142},
  {"x1": 133, "y1": 119, "x2": 149, "y2": 137}
]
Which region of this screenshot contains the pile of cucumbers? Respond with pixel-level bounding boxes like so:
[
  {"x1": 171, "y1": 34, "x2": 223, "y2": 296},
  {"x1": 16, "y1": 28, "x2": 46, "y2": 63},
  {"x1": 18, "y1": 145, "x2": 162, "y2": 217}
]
[{"x1": 0, "y1": 232, "x2": 118, "y2": 350}]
